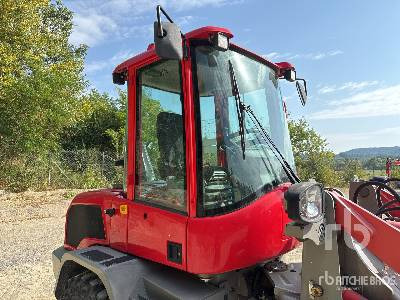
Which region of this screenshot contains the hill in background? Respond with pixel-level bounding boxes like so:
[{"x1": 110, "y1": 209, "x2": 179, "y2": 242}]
[{"x1": 337, "y1": 146, "x2": 400, "y2": 159}]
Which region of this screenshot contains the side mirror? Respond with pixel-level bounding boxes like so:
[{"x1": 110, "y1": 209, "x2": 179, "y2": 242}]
[
  {"x1": 280, "y1": 67, "x2": 308, "y2": 106},
  {"x1": 153, "y1": 5, "x2": 183, "y2": 60},
  {"x1": 154, "y1": 22, "x2": 183, "y2": 60},
  {"x1": 296, "y1": 79, "x2": 307, "y2": 106}
]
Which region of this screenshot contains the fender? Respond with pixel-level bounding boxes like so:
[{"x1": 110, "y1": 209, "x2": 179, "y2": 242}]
[{"x1": 53, "y1": 246, "x2": 225, "y2": 300}]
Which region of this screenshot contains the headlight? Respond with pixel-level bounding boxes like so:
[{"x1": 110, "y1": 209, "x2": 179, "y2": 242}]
[{"x1": 285, "y1": 182, "x2": 324, "y2": 224}]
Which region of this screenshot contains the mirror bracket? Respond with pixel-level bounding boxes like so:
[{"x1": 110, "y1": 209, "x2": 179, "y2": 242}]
[
  {"x1": 156, "y1": 5, "x2": 174, "y2": 38},
  {"x1": 295, "y1": 78, "x2": 308, "y2": 106}
]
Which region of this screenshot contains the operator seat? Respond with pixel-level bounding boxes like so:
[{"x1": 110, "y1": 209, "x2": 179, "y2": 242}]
[{"x1": 156, "y1": 112, "x2": 184, "y2": 179}]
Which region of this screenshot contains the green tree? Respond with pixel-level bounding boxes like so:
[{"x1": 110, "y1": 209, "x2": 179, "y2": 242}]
[
  {"x1": 0, "y1": 0, "x2": 86, "y2": 158},
  {"x1": 61, "y1": 89, "x2": 125, "y2": 154},
  {"x1": 340, "y1": 159, "x2": 367, "y2": 183},
  {"x1": 105, "y1": 89, "x2": 128, "y2": 157},
  {"x1": 288, "y1": 119, "x2": 341, "y2": 186},
  {"x1": 0, "y1": 0, "x2": 86, "y2": 190}
]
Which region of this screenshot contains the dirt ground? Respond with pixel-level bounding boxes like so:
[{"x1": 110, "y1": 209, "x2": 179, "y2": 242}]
[
  {"x1": 0, "y1": 190, "x2": 81, "y2": 299},
  {"x1": 0, "y1": 189, "x2": 324, "y2": 300}
]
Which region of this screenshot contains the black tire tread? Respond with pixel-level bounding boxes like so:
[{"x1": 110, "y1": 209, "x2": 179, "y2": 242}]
[{"x1": 61, "y1": 270, "x2": 109, "y2": 300}]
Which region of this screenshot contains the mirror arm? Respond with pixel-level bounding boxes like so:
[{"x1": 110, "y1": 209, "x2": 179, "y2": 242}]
[{"x1": 156, "y1": 5, "x2": 174, "y2": 38}]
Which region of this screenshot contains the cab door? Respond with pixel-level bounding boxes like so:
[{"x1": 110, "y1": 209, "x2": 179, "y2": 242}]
[{"x1": 127, "y1": 59, "x2": 189, "y2": 270}]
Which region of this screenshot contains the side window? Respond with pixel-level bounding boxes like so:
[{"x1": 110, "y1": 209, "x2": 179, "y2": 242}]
[{"x1": 135, "y1": 60, "x2": 186, "y2": 213}]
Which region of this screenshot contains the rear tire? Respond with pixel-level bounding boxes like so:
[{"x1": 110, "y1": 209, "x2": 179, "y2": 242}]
[{"x1": 61, "y1": 270, "x2": 109, "y2": 300}]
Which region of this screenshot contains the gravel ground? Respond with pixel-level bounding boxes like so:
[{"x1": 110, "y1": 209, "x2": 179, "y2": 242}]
[
  {"x1": 0, "y1": 189, "x2": 307, "y2": 300},
  {"x1": 0, "y1": 189, "x2": 83, "y2": 300}
]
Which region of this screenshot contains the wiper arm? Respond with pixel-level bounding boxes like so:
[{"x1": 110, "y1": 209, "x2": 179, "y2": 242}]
[
  {"x1": 227, "y1": 60, "x2": 300, "y2": 183},
  {"x1": 245, "y1": 105, "x2": 301, "y2": 183},
  {"x1": 228, "y1": 60, "x2": 246, "y2": 160}
]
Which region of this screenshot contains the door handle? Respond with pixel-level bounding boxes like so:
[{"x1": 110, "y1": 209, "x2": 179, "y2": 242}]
[{"x1": 104, "y1": 208, "x2": 116, "y2": 217}]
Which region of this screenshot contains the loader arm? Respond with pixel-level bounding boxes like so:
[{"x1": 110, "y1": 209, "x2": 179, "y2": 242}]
[
  {"x1": 283, "y1": 186, "x2": 400, "y2": 300},
  {"x1": 333, "y1": 191, "x2": 400, "y2": 274}
]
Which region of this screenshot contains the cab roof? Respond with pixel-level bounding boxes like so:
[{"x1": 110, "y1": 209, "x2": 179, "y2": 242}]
[{"x1": 112, "y1": 26, "x2": 293, "y2": 77}]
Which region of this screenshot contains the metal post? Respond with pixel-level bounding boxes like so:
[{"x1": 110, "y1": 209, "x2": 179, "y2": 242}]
[{"x1": 101, "y1": 152, "x2": 105, "y2": 177}]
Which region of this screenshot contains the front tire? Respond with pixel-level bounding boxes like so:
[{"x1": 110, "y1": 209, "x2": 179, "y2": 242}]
[{"x1": 61, "y1": 270, "x2": 109, "y2": 300}]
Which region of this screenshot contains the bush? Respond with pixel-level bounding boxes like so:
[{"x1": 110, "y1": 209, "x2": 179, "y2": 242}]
[
  {"x1": 288, "y1": 119, "x2": 342, "y2": 187},
  {"x1": 0, "y1": 149, "x2": 122, "y2": 192}
]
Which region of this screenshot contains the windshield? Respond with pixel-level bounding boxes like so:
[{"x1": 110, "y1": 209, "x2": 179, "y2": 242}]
[{"x1": 194, "y1": 45, "x2": 295, "y2": 216}]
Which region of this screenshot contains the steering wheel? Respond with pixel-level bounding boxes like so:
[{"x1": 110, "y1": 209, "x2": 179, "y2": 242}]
[
  {"x1": 376, "y1": 178, "x2": 400, "y2": 206},
  {"x1": 352, "y1": 181, "x2": 400, "y2": 218}
]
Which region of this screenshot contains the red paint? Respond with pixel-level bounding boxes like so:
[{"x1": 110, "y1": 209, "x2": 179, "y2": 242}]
[
  {"x1": 127, "y1": 202, "x2": 188, "y2": 271},
  {"x1": 333, "y1": 191, "x2": 400, "y2": 274},
  {"x1": 387, "y1": 220, "x2": 400, "y2": 230},
  {"x1": 187, "y1": 184, "x2": 298, "y2": 274},
  {"x1": 342, "y1": 289, "x2": 367, "y2": 300},
  {"x1": 78, "y1": 238, "x2": 109, "y2": 249},
  {"x1": 184, "y1": 26, "x2": 233, "y2": 40},
  {"x1": 126, "y1": 68, "x2": 136, "y2": 200},
  {"x1": 64, "y1": 190, "x2": 118, "y2": 249},
  {"x1": 379, "y1": 189, "x2": 400, "y2": 217},
  {"x1": 275, "y1": 61, "x2": 295, "y2": 77},
  {"x1": 181, "y1": 44, "x2": 198, "y2": 217},
  {"x1": 63, "y1": 26, "x2": 299, "y2": 275},
  {"x1": 112, "y1": 27, "x2": 286, "y2": 77},
  {"x1": 108, "y1": 197, "x2": 129, "y2": 252},
  {"x1": 386, "y1": 159, "x2": 392, "y2": 177}
]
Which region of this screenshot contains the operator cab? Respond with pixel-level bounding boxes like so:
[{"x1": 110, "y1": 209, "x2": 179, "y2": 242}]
[{"x1": 108, "y1": 6, "x2": 308, "y2": 275}]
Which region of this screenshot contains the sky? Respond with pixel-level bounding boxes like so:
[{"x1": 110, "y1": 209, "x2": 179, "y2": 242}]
[{"x1": 64, "y1": 0, "x2": 400, "y2": 153}]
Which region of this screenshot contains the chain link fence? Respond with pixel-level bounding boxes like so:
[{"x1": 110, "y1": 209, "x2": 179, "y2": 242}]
[{"x1": 0, "y1": 149, "x2": 124, "y2": 192}]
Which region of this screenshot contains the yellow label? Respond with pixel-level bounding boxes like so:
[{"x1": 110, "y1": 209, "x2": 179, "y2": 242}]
[{"x1": 120, "y1": 204, "x2": 128, "y2": 215}]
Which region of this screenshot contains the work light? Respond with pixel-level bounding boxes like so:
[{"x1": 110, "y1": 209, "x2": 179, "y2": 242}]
[
  {"x1": 285, "y1": 182, "x2": 324, "y2": 224},
  {"x1": 210, "y1": 32, "x2": 229, "y2": 51},
  {"x1": 284, "y1": 69, "x2": 296, "y2": 82}
]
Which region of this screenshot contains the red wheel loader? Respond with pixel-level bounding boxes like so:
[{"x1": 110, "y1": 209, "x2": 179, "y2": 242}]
[{"x1": 52, "y1": 6, "x2": 400, "y2": 300}]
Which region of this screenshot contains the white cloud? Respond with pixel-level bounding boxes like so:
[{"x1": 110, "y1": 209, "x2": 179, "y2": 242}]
[
  {"x1": 310, "y1": 84, "x2": 400, "y2": 120},
  {"x1": 69, "y1": 13, "x2": 117, "y2": 46},
  {"x1": 318, "y1": 80, "x2": 379, "y2": 94},
  {"x1": 263, "y1": 52, "x2": 280, "y2": 60},
  {"x1": 263, "y1": 50, "x2": 343, "y2": 61},
  {"x1": 85, "y1": 61, "x2": 109, "y2": 73},
  {"x1": 66, "y1": 0, "x2": 237, "y2": 47},
  {"x1": 85, "y1": 49, "x2": 137, "y2": 74},
  {"x1": 177, "y1": 15, "x2": 195, "y2": 26}
]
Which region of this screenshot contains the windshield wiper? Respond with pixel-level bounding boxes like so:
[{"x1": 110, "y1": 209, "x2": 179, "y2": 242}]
[
  {"x1": 228, "y1": 60, "x2": 246, "y2": 159},
  {"x1": 245, "y1": 106, "x2": 300, "y2": 183},
  {"x1": 228, "y1": 60, "x2": 300, "y2": 183}
]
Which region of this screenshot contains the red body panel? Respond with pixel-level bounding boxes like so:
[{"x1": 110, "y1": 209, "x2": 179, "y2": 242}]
[
  {"x1": 127, "y1": 202, "x2": 188, "y2": 271},
  {"x1": 181, "y1": 43, "x2": 198, "y2": 218},
  {"x1": 333, "y1": 191, "x2": 400, "y2": 274},
  {"x1": 379, "y1": 189, "x2": 400, "y2": 217},
  {"x1": 109, "y1": 197, "x2": 129, "y2": 252},
  {"x1": 64, "y1": 190, "x2": 118, "y2": 249},
  {"x1": 187, "y1": 184, "x2": 298, "y2": 274},
  {"x1": 184, "y1": 26, "x2": 233, "y2": 40}
]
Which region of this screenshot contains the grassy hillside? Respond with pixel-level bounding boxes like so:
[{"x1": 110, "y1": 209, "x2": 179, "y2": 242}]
[{"x1": 337, "y1": 146, "x2": 400, "y2": 159}]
